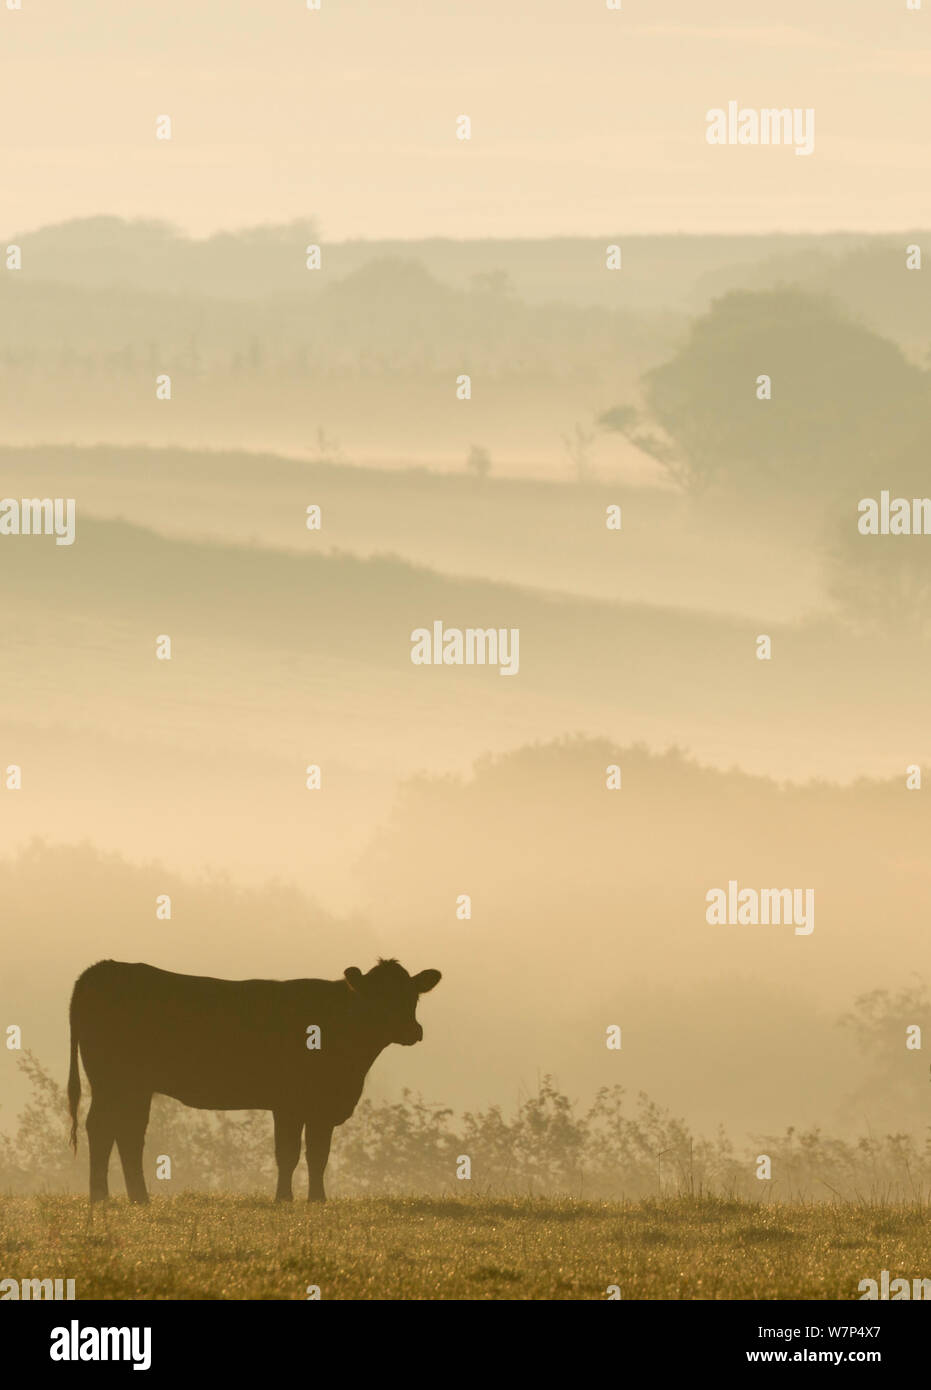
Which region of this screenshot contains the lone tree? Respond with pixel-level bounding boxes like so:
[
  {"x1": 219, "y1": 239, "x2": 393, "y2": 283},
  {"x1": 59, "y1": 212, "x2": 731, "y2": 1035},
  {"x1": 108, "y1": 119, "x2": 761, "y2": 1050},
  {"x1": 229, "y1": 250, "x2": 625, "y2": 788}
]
[
  {"x1": 466, "y1": 444, "x2": 492, "y2": 481},
  {"x1": 602, "y1": 288, "x2": 929, "y2": 500},
  {"x1": 825, "y1": 514, "x2": 931, "y2": 638},
  {"x1": 562, "y1": 422, "x2": 595, "y2": 484}
]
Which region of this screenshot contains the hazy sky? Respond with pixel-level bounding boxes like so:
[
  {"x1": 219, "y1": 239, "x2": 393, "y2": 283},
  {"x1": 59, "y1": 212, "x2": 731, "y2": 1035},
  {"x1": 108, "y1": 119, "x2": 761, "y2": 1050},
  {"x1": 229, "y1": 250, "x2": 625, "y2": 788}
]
[{"x1": 2, "y1": 0, "x2": 930, "y2": 240}]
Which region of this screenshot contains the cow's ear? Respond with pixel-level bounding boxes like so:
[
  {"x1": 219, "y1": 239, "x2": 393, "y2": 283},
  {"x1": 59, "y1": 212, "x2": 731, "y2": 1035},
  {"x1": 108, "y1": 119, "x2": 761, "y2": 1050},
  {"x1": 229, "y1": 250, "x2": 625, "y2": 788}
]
[
  {"x1": 344, "y1": 967, "x2": 364, "y2": 991},
  {"x1": 413, "y1": 969, "x2": 442, "y2": 994}
]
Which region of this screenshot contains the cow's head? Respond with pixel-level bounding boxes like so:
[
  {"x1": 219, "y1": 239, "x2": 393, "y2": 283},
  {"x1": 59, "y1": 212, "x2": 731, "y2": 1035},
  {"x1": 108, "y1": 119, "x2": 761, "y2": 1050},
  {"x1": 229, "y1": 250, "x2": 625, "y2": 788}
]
[{"x1": 343, "y1": 958, "x2": 442, "y2": 1045}]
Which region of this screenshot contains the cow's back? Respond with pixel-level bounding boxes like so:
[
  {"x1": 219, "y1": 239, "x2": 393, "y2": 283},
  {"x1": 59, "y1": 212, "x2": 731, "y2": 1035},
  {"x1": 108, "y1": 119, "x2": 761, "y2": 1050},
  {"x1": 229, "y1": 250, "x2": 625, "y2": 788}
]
[{"x1": 71, "y1": 959, "x2": 348, "y2": 1110}]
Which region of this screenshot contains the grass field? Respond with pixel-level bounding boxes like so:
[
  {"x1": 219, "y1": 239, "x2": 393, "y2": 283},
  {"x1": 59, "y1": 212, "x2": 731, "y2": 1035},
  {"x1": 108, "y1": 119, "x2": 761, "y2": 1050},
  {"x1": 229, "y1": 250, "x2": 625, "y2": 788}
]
[{"x1": 2, "y1": 1195, "x2": 929, "y2": 1300}]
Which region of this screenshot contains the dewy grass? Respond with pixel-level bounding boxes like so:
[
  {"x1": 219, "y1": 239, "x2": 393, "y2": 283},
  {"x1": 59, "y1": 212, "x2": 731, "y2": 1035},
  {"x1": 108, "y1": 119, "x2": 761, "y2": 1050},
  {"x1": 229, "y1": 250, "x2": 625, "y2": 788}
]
[{"x1": 2, "y1": 1193, "x2": 930, "y2": 1301}]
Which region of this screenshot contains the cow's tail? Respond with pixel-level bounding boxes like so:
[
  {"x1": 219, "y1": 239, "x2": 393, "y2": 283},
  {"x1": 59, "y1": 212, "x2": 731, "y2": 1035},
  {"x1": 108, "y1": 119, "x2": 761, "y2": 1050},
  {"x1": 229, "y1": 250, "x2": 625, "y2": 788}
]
[{"x1": 67, "y1": 1011, "x2": 81, "y2": 1155}]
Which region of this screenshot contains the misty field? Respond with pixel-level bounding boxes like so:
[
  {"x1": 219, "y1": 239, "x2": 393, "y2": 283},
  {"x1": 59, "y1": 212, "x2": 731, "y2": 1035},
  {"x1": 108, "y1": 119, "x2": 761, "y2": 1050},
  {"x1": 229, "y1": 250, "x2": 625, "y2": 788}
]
[{"x1": 2, "y1": 1194, "x2": 929, "y2": 1300}]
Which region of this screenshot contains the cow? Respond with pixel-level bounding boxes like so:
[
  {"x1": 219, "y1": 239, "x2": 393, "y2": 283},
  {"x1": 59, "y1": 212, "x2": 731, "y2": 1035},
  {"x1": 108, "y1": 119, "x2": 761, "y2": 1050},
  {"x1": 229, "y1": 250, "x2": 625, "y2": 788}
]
[{"x1": 67, "y1": 956, "x2": 442, "y2": 1204}]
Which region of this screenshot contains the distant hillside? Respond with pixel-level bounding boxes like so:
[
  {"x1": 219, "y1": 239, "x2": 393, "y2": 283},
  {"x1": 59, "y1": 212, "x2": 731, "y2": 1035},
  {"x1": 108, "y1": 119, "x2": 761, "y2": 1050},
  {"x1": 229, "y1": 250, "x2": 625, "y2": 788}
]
[
  {"x1": 0, "y1": 256, "x2": 673, "y2": 373},
  {"x1": 1, "y1": 515, "x2": 928, "y2": 785},
  {"x1": 692, "y1": 240, "x2": 931, "y2": 356},
  {"x1": 0, "y1": 444, "x2": 821, "y2": 620},
  {"x1": 5, "y1": 216, "x2": 923, "y2": 313},
  {"x1": 0, "y1": 255, "x2": 673, "y2": 470},
  {"x1": 4, "y1": 224, "x2": 927, "y2": 471}
]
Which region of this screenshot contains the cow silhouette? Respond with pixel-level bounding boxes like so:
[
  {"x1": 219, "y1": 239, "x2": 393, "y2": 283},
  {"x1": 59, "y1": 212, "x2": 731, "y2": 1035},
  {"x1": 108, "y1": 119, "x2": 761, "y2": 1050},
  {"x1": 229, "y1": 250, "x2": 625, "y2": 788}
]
[{"x1": 67, "y1": 957, "x2": 442, "y2": 1203}]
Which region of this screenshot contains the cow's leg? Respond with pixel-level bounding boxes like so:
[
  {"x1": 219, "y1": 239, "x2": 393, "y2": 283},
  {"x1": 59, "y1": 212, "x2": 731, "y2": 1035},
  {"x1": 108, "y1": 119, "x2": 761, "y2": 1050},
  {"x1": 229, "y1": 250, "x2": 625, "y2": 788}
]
[
  {"x1": 86, "y1": 1095, "x2": 117, "y2": 1203},
  {"x1": 306, "y1": 1121, "x2": 333, "y2": 1203},
  {"x1": 115, "y1": 1093, "x2": 152, "y2": 1205},
  {"x1": 274, "y1": 1110, "x2": 303, "y2": 1201}
]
